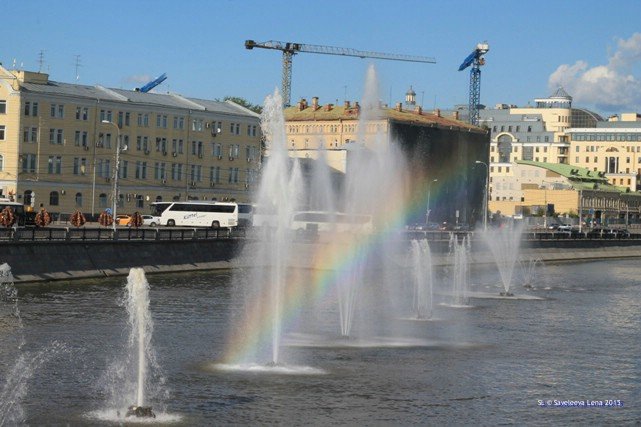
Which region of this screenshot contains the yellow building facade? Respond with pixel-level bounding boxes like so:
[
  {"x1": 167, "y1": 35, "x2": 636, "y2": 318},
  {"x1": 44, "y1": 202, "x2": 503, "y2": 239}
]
[
  {"x1": 0, "y1": 66, "x2": 261, "y2": 218},
  {"x1": 569, "y1": 114, "x2": 641, "y2": 192}
]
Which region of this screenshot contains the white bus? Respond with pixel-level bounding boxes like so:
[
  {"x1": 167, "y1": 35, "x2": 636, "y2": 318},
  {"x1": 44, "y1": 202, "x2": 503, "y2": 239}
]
[
  {"x1": 290, "y1": 211, "x2": 374, "y2": 234},
  {"x1": 150, "y1": 201, "x2": 238, "y2": 228}
]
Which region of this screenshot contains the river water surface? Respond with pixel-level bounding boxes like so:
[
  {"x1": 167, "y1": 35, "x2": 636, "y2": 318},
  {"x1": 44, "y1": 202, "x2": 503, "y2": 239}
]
[{"x1": 2, "y1": 259, "x2": 640, "y2": 425}]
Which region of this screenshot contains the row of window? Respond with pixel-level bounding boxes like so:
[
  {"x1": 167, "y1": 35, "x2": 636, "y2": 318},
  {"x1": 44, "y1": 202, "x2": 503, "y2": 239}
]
[
  {"x1": 17, "y1": 100, "x2": 259, "y2": 136},
  {"x1": 31, "y1": 191, "x2": 242, "y2": 209},
  {"x1": 36, "y1": 191, "x2": 143, "y2": 208},
  {"x1": 19, "y1": 154, "x2": 256, "y2": 184},
  {"x1": 572, "y1": 133, "x2": 641, "y2": 141},
  {"x1": 492, "y1": 125, "x2": 532, "y2": 133},
  {"x1": 576, "y1": 156, "x2": 641, "y2": 165},
  {"x1": 492, "y1": 145, "x2": 555, "y2": 153},
  {"x1": 287, "y1": 123, "x2": 381, "y2": 134},
  {"x1": 575, "y1": 145, "x2": 641, "y2": 153},
  {"x1": 18, "y1": 127, "x2": 259, "y2": 159},
  {"x1": 17, "y1": 127, "x2": 259, "y2": 160}
]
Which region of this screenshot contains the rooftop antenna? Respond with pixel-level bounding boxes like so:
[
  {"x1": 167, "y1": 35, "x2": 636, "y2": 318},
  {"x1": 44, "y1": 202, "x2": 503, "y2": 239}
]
[
  {"x1": 37, "y1": 49, "x2": 45, "y2": 73},
  {"x1": 74, "y1": 55, "x2": 82, "y2": 81}
]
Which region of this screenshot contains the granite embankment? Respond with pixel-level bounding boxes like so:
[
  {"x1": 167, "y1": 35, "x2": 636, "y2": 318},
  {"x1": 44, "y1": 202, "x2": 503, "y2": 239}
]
[{"x1": 4, "y1": 236, "x2": 641, "y2": 283}]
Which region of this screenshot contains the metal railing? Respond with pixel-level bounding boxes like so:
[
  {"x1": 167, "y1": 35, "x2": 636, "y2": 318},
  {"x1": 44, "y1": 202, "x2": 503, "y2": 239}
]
[{"x1": 0, "y1": 226, "x2": 246, "y2": 243}]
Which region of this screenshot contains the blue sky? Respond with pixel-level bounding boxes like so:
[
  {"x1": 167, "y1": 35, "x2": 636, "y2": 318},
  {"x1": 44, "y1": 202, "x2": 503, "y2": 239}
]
[{"x1": 3, "y1": 0, "x2": 641, "y2": 116}]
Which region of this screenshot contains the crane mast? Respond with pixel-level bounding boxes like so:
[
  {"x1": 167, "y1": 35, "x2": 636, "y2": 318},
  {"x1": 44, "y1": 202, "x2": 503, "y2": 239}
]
[
  {"x1": 458, "y1": 42, "x2": 489, "y2": 126},
  {"x1": 245, "y1": 39, "x2": 436, "y2": 107}
]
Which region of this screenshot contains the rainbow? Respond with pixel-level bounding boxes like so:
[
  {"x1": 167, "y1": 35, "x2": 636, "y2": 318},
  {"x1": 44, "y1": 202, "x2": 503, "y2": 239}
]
[{"x1": 222, "y1": 171, "x2": 456, "y2": 364}]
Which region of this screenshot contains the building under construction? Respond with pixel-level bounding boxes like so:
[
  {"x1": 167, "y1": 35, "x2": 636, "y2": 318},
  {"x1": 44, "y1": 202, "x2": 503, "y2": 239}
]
[{"x1": 283, "y1": 95, "x2": 490, "y2": 227}]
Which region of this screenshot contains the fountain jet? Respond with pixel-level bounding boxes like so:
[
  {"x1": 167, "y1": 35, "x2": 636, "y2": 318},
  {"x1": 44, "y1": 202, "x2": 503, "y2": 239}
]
[{"x1": 124, "y1": 268, "x2": 156, "y2": 418}]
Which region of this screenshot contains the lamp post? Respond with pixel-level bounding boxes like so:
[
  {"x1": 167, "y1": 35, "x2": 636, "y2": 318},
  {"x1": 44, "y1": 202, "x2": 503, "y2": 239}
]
[
  {"x1": 475, "y1": 160, "x2": 488, "y2": 231},
  {"x1": 101, "y1": 120, "x2": 121, "y2": 232},
  {"x1": 426, "y1": 179, "x2": 438, "y2": 225}
]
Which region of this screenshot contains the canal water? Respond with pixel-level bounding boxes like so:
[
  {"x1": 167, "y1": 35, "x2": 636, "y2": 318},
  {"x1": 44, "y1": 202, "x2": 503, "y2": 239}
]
[{"x1": 2, "y1": 259, "x2": 640, "y2": 425}]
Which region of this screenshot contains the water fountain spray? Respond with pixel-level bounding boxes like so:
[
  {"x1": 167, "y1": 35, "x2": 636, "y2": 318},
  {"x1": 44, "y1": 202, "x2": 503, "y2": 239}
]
[{"x1": 124, "y1": 268, "x2": 156, "y2": 418}]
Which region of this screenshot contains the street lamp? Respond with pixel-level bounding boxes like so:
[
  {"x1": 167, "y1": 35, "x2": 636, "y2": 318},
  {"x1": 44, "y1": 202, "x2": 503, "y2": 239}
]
[
  {"x1": 101, "y1": 120, "x2": 121, "y2": 232},
  {"x1": 475, "y1": 160, "x2": 488, "y2": 231},
  {"x1": 426, "y1": 179, "x2": 438, "y2": 225}
]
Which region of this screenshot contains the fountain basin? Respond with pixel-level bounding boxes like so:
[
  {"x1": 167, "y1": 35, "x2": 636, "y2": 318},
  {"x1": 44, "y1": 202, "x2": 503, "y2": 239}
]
[{"x1": 126, "y1": 405, "x2": 155, "y2": 418}]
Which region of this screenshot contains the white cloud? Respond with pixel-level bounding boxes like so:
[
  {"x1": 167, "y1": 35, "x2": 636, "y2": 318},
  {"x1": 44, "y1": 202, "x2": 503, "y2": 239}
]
[{"x1": 548, "y1": 33, "x2": 641, "y2": 112}]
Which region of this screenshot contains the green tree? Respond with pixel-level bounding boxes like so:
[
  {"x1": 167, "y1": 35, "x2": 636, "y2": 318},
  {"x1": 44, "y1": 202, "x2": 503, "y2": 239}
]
[{"x1": 223, "y1": 96, "x2": 262, "y2": 114}]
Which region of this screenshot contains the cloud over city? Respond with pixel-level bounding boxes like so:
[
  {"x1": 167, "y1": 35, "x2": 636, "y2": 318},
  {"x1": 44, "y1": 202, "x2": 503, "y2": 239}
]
[{"x1": 548, "y1": 33, "x2": 641, "y2": 113}]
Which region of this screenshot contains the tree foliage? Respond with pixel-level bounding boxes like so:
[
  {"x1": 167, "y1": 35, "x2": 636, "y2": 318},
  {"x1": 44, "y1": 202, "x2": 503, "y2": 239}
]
[{"x1": 223, "y1": 96, "x2": 263, "y2": 114}]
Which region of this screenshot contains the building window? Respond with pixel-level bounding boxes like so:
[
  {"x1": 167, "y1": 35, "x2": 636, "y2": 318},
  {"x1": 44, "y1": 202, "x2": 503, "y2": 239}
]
[
  {"x1": 497, "y1": 135, "x2": 512, "y2": 163},
  {"x1": 0, "y1": 154, "x2": 3, "y2": 171},
  {"x1": 23, "y1": 127, "x2": 38, "y2": 143},
  {"x1": 213, "y1": 142, "x2": 222, "y2": 157},
  {"x1": 192, "y1": 119, "x2": 204, "y2": 131},
  {"x1": 99, "y1": 193, "x2": 108, "y2": 208},
  {"x1": 50, "y1": 104, "x2": 64, "y2": 118},
  {"x1": 49, "y1": 129, "x2": 64, "y2": 145},
  {"x1": 0, "y1": 125, "x2": 5, "y2": 140},
  {"x1": 21, "y1": 154, "x2": 36, "y2": 173},
  {"x1": 75, "y1": 192, "x2": 83, "y2": 207},
  {"x1": 24, "y1": 101, "x2": 38, "y2": 116},
  {"x1": 0, "y1": 100, "x2": 6, "y2": 114},
  {"x1": 49, "y1": 191, "x2": 60, "y2": 206},
  {"x1": 76, "y1": 106, "x2": 89, "y2": 120},
  {"x1": 173, "y1": 116, "x2": 185, "y2": 129},
  {"x1": 137, "y1": 113, "x2": 149, "y2": 127},
  {"x1": 99, "y1": 109, "x2": 113, "y2": 122},
  {"x1": 156, "y1": 114, "x2": 168, "y2": 128}
]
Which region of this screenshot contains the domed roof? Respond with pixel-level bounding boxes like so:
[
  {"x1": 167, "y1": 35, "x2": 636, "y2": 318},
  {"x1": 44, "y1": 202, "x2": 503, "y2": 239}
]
[{"x1": 406, "y1": 85, "x2": 416, "y2": 96}]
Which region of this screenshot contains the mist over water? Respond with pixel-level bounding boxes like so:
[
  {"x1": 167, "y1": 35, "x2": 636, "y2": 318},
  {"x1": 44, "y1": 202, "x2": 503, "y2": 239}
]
[{"x1": 225, "y1": 66, "x2": 415, "y2": 368}]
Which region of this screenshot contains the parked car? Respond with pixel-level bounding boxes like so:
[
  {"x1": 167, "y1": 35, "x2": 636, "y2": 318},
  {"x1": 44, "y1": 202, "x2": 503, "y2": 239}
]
[
  {"x1": 142, "y1": 215, "x2": 160, "y2": 227},
  {"x1": 115, "y1": 214, "x2": 132, "y2": 226}
]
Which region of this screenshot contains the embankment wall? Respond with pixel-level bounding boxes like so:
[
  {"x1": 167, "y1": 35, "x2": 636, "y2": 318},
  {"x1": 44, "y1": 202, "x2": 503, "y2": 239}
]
[{"x1": 4, "y1": 238, "x2": 641, "y2": 283}]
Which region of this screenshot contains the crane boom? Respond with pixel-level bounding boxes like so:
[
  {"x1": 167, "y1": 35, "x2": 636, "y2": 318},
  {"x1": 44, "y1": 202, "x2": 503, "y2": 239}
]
[
  {"x1": 137, "y1": 73, "x2": 167, "y2": 93},
  {"x1": 245, "y1": 39, "x2": 435, "y2": 106}
]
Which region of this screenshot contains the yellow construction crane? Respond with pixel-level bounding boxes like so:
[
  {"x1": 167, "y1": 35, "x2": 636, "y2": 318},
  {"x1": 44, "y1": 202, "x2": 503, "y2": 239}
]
[{"x1": 245, "y1": 39, "x2": 436, "y2": 106}]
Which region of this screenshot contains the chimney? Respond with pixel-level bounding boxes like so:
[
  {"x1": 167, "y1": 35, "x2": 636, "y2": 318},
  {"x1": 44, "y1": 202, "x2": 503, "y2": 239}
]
[
  {"x1": 414, "y1": 105, "x2": 422, "y2": 114},
  {"x1": 344, "y1": 100, "x2": 351, "y2": 108},
  {"x1": 298, "y1": 98, "x2": 307, "y2": 111},
  {"x1": 433, "y1": 108, "x2": 441, "y2": 117},
  {"x1": 324, "y1": 103, "x2": 333, "y2": 111},
  {"x1": 312, "y1": 96, "x2": 319, "y2": 110},
  {"x1": 354, "y1": 101, "x2": 360, "y2": 111},
  {"x1": 452, "y1": 111, "x2": 459, "y2": 120},
  {"x1": 395, "y1": 102, "x2": 402, "y2": 112}
]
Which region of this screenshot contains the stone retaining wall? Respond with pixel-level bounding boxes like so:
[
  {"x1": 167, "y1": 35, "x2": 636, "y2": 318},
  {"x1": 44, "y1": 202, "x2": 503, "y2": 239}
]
[{"x1": 4, "y1": 237, "x2": 641, "y2": 283}]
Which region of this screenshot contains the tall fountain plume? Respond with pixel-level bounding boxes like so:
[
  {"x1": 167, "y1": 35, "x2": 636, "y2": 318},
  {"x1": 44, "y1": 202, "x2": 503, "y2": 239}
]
[
  {"x1": 410, "y1": 239, "x2": 433, "y2": 319},
  {"x1": 332, "y1": 64, "x2": 408, "y2": 339},
  {"x1": 484, "y1": 223, "x2": 524, "y2": 296},
  {"x1": 227, "y1": 89, "x2": 304, "y2": 366},
  {"x1": 449, "y1": 234, "x2": 471, "y2": 307},
  {"x1": 1, "y1": 263, "x2": 66, "y2": 425},
  {"x1": 96, "y1": 268, "x2": 162, "y2": 419}
]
